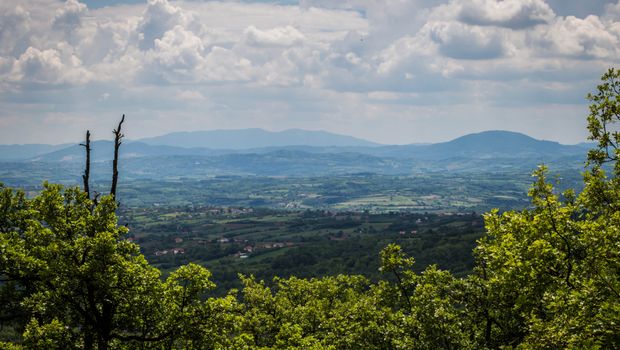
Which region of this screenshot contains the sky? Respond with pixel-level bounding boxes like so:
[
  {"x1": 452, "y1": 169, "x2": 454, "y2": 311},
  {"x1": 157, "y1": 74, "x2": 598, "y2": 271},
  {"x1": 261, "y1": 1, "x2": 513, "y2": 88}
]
[{"x1": 1, "y1": 0, "x2": 619, "y2": 145}]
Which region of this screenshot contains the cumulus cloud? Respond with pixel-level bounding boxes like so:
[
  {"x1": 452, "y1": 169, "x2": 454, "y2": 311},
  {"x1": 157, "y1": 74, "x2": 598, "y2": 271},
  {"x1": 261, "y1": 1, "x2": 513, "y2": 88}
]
[
  {"x1": 374, "y1": 35, "x2": 429, "y2": 76},
  {"x1": 10, "y1": 46, "x2": 91, "y2": 85},
  {"x1": 243, "y1": 26, "x2": 305, "y2": 47},
  {"x1": 77, "y1": 20, "x2": 134, "y2": 65},
  {"x1": 150, "y1": 25, "x2": 206, "y2": 71},
  {"x1": 604, "y1": 0, "x2": 620, "y2": 20},
  {"x1": 0, "y1": 5, "x2": 32, "y2": 56},
  {"x1": 52, "y1": 0, "x2": 87, "y2": 37},
  {"x1": 427, "y1": 21, "x2": 508, "y2": 59},
  {"x1": 202, "y1": 46, "x2": 253, "y2": 82},
  {"x1": 137, "y1": 0, "x2": 200, "y2": 50},
  {"x1": 1, "y1": 0, "x2": 617, "y2": 91},
  {"x1": 253, "y1": 46, "x2": 325, "y2": 87},
  {"x1": 533, "y1": 15, "x2": 620, "y2": 59},
  {"x1": 457, "y1": 0, "x2": 555, "y2": 29}
]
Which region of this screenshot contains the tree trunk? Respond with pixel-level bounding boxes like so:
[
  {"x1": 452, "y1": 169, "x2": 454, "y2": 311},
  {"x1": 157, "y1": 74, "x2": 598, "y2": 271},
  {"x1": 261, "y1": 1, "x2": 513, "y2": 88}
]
[
  {"x1": 80, "y1": 130, "x2": 91, "y2": 199},
  {"x1": 110, "y1": 115, "x2": 125, "y2": 199}
]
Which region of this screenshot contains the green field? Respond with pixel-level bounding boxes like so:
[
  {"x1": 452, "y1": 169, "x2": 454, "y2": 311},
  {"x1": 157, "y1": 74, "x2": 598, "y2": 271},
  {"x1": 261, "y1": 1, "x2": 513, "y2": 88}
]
[{"x1": 121, "y1": 206, "x2": 485, "y2": 294}]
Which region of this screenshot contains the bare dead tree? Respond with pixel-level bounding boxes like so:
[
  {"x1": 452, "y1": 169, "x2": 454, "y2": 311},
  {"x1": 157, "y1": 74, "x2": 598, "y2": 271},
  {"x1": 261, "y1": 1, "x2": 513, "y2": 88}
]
[
  {"x1": 110, "y1": 115, "x2": 125, "y2": 199},
  {"x1": 80, "y1": 130, "x2": 91, "y2": 199}
]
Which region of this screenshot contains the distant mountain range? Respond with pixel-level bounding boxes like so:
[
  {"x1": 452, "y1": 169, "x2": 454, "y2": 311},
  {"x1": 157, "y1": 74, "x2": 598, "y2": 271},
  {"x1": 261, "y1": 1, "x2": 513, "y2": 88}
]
[
  {"x1": 139, "y1": 128, "x2": 381, "y2": 149},
  {"x1": 137, "y1": 129, "x2": 590, "y2": 160},
  {"x1": 0, "y1": 129, "x2": 592, "y2": 178},
  {"x1": 29, "y1": 141, "x2": 225, "y2": 163},
  {"x1": 0, "y1": 143, "x2": 72, "y2": 161},
  {"x1": 395, "y1": 130, "x2": 586, "y2": 159}
]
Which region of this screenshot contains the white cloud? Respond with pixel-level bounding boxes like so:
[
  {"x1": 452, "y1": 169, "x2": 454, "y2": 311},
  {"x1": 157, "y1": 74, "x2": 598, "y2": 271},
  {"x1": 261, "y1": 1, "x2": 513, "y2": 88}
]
[
  {"x1": 606, "y1": 1, "x2": 620, "y2": 20},
  {"x1": 532, "y1": 15, "x2": 620, "y2": 59},
  {"x1": 375, "y1": 34, "x2": 431, "y2": 76},
  {"x1": 427, "y1": 21, "x2": 508, "y2": 59},
  {"x1": 243, "y1": 26, "x2": 305, "y2": 47},
  {"x1": 457, "y1": 0, "x2": 555, "y2": 29},
  {"x1": 137, "y1": 0, "x2": 201, "y2": 50},
  {"x1": 0, "y1": 5, "x2": 32, "y2": 56},
  {"x1": 10, "y1": 46, "x2": 91, "y2": 85},
  {"x1": 202, "y1": 46, "x2": 253, "y2": 82},
  {"x1": 146, "y1": 24, "x2": 206, "y2": 80},
  {"x1": 52, "y1": 0, "x2": 88, "y2": 36},
  {"x1": 255, "y1": 46, "x2": 323, "y2": 87},
  {"x1": 77, "y1": 19, "x2": 135, "y2": 64}
]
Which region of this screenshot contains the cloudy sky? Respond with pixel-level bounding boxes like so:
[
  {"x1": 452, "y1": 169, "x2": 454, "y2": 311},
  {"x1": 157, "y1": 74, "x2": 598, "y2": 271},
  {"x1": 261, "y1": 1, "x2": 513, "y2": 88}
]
[{"x1": 1, "y1": 0, "x2": 619, "y2": 145}]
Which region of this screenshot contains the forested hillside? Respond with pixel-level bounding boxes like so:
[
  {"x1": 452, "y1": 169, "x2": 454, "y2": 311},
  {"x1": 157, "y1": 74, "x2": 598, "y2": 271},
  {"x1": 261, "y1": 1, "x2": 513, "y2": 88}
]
[{"x1": 0, "y1": 70, "x2": 619, "y2": 349}]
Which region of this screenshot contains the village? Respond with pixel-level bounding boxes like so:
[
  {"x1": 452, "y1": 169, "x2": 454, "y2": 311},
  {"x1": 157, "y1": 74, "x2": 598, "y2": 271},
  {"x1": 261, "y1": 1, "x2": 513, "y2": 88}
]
[{"x1": 153, "y1": 235, "x2": 296, "y2": 259}]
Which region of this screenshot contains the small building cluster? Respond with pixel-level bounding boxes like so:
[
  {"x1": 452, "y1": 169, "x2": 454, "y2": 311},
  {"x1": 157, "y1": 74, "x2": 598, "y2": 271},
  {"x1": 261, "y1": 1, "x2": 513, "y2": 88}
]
[{"x1": 154, "y1": 248, "x2": 185, "y2": 256}]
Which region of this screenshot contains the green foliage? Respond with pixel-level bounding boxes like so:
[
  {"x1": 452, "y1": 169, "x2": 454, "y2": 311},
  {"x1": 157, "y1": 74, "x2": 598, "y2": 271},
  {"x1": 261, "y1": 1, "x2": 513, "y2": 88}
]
[
  {"x1": 379, "y1": 243, "x2": 414, "y2": 273},
  {"x1": 467, "y1": 69, "x2": 620, "y2": 348},
  {"x1": 0, "y1": 183, "x2": 217, "y2": 349},
  {"x1": 237, "y1": 273, "x2": 401, "y2": 349},
  {"x1": 472, "y1": 164, "x2": 620, "y2": 348},
  {"x1": 23, "y1": 319, "x2": 78, "y2": 350},
  {"x1": 587, "y1": 68, "x2": 620, "y2": 173}
]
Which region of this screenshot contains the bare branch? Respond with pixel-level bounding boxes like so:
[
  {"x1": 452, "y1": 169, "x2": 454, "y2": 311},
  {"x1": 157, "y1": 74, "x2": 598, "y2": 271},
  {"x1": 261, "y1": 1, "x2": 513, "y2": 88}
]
[
  {"x1": 80, "y1": 130, "x2": 91, "y2": 199},
  {"x1": 110, "y1": 115, "x2": 125, "y2": 199}
]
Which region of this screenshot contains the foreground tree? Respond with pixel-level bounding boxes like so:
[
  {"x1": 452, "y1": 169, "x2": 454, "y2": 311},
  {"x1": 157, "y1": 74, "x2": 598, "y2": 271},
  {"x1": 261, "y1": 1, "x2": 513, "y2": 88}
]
[
  {"x1": 0, "y1": 184, "x2": 217, "y2": 349},
  {"x1": 468, "y1": 68, "x2": 620, "y2": 348}
]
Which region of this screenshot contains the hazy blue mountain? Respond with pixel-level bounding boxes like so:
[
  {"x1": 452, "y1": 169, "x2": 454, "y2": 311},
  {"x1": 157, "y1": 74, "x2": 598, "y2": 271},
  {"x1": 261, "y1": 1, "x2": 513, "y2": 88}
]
[
  {"x1": 575, "y1": 142, "x2": 596, "y2": 149},
  {"x1": 420, "y1": 130, "x2": 586, "y2": 159},
  {"x1": 0, "y1": 143, "x2": 72, "y2": 161},
  {"x1": 30, "y1": 141, "x2": 223, "y2": 162},
  {"x1": 136, "y1": 130, "x2": 586, "y2": 160},
  {"x1": 138, "y1": 128, "x2": 381, "y2": 149},
  {"x1": 365, "y1": 130, "x2": 586, "y2": 159},
  {"x1": 1, "y1": 130, "x2": 592, "y2": 186},
  {"x1": 3, "y1": 130, "x2": 589, "y2": 174}
]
